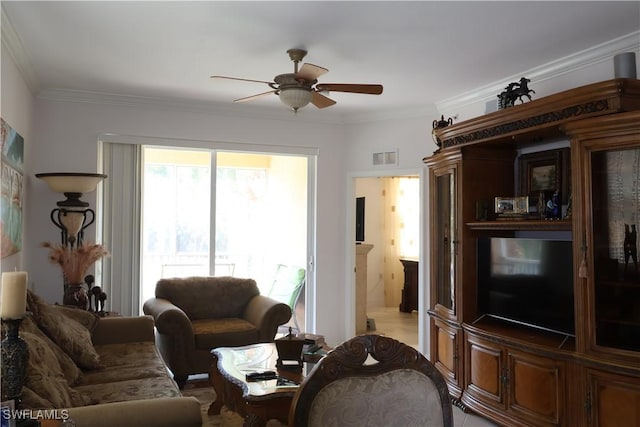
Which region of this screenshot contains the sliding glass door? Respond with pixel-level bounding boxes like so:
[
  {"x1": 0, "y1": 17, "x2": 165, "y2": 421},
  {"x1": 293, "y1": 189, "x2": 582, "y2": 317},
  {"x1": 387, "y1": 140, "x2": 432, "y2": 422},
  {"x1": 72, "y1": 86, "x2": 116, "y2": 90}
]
[
  {"x1": 141, "y1": 148, "x2": 211, "y2": 296},
  {"x1": 214, "y1": 152, "x2": 308, "y2": 287},
  {"x1": 140, "y1": 148, "x2": 309, "y2": 328}
]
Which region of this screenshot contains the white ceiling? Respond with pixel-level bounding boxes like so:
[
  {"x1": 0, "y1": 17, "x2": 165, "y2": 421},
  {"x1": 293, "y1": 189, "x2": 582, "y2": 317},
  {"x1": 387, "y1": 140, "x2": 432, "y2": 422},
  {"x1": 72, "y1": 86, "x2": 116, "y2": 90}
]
[{"x1": 3, "y1": 1, "x2": 639, "y2": 122}]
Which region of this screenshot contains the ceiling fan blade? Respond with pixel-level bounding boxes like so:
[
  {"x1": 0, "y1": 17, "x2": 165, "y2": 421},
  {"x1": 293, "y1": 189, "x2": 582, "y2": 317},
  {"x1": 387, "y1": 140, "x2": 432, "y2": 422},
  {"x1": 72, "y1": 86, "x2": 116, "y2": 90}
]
[
  {"x1": 315, "y1": 83, "x2": 383, "y2": 95},
  {"x1": 233, "y1": 90, "x2": 277, "y2": 103},
  {"x1": 211, "y1": 75, "x2": 274, "y2": 85},
  {"x1": 311, "y1": 91, "x2": 336, "y2": 109},
  {"x1": 296, "y1": 63, "x2": 329, "y2": 81}
]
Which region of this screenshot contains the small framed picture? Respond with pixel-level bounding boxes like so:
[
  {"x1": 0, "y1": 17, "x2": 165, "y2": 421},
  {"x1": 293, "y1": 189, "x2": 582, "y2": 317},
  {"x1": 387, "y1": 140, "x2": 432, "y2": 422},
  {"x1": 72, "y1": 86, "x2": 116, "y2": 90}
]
[
  {"x1": 518, "y1": 148, "x2": 570, "y2": 204},
  {"x1": 1, "y1": 400, "x2": 16, "y2": 427},
  {"x1": 495, "y1": 196, "x2": 529, "y2": 215}
]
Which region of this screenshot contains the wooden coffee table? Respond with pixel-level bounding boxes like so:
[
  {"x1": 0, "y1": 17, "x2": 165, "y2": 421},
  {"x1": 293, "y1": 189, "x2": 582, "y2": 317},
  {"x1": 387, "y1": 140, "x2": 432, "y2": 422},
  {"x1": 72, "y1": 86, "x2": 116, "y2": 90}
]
[{"x1": 208, "y1": 343, "x2": 308, "y2": 427}]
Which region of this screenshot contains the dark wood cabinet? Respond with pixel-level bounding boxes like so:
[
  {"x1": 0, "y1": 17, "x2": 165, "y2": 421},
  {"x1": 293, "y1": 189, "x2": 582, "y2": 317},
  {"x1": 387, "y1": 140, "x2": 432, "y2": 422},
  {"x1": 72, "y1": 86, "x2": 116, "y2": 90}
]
[
  {"x1": 399, "y1": 259, "x2": 418, "y2": 312},
  {"x1": 507, "y1": 350, "x2": 564, "y2": 426},
  {"x1": 430, "y1": 316, "x2": 463, "y2": 400},
  {"x1": 425, "y1": 79, "x2": 640, "y2": 427},
  {"x1": 584, "y1": 368, "x2": 640, "y2": 427},
  {"x1": 564, "y1": 112, "x2": 640, "y2": 427},
  {"x1": 465, "y1": 332, "x2": 505, "y2": 409},
  {"x1": 464, "y1": 328, "x2": 566, "y2": 426}
]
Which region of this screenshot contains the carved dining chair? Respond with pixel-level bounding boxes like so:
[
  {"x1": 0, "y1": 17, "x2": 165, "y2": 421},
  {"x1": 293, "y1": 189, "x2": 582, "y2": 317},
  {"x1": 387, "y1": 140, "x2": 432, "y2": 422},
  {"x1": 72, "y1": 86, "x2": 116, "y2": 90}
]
[{"x1": 289, "y1": 334, "x2": 453, "y2": 427}]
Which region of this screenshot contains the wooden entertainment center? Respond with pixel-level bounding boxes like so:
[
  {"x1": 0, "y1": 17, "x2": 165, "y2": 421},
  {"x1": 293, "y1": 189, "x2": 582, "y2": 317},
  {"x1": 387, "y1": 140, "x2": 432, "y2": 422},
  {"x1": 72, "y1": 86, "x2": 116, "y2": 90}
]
[{"x1": 425, "y1": 79, "x2": 640, "y2": 427}]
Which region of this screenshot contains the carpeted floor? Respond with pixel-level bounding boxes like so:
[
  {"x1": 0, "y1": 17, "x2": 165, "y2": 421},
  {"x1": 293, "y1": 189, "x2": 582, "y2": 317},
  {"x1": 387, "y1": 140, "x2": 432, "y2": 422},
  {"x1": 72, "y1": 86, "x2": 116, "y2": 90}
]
[{"x1": 181, "y1": 379, "x2": 285, "y2": 427}]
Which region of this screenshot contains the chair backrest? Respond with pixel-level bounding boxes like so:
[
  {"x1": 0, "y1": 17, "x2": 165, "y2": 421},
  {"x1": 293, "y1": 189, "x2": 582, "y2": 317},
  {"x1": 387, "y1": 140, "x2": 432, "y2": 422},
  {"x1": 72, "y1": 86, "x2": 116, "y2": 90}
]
[
  {"x1": 289, "y1": 334, "x2": 453, "y2": 427},
  {"x1": 266, "y1": 264, "x2": 305, "y2": 309},
  {"x1": 155, "y1": 276, "x2": 259, "y2": 320}
]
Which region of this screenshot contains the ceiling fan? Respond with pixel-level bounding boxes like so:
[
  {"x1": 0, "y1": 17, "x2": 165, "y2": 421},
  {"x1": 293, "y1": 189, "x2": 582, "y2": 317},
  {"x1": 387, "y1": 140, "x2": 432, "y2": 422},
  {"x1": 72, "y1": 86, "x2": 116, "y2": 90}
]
[{"x1": 211, "y1": 49, "x2": 383, "y2": 112}]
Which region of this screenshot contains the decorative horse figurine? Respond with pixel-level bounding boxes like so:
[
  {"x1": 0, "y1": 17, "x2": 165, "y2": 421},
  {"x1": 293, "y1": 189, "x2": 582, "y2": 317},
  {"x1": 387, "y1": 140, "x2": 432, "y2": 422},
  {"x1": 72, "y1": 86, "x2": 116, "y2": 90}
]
[
  {"x1": 512, "y1": 77, "x2": 536, "y2": 103},
  {"x1": 497, "y1": 77, "x2": 535, "y2": 109}
]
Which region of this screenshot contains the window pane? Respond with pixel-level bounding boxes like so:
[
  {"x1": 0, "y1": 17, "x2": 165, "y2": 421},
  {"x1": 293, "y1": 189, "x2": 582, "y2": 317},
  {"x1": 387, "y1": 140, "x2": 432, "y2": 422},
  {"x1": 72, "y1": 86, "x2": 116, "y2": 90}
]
[
  {"x1": 215, "y1": 160, "x2": 269, "y2": 280},
  {"x1": 141, "y1": 148, "x2": 210, "y2": 304}
]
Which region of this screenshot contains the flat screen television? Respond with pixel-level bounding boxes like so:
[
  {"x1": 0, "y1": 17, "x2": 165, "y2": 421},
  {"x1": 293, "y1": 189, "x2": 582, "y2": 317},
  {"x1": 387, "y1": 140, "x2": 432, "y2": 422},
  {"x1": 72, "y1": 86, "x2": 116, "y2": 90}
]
[{"x1": 477, "y1": 237, "x2": 575, "y2": 336}]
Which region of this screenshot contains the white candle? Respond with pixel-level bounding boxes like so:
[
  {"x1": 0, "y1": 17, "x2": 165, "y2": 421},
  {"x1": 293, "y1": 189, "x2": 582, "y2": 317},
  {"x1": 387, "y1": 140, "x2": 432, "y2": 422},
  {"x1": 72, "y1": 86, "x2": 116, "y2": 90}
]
[{"x1": 0, "y1": 271, "x2": 28, "y2": 319}]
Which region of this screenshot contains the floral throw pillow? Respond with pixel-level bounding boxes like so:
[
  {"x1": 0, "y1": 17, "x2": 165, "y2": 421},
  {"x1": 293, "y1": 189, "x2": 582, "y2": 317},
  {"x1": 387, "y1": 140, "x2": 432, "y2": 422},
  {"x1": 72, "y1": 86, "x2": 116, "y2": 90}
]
[
  {"x1": 21, "y1": 386, "x2": 55, "y2": 409},
  {"x1": 22, "y1": 331, "x2": 75, "y2": 408},
  {"x1": 21, "y1": 315, "x2": 82, "y2": 385},
  {"x1": 53, "y1": 304, "x2": 100, "y2": 332},
  {"x1": 36, "y1": 303, "x2": 101, "y2": 370}
]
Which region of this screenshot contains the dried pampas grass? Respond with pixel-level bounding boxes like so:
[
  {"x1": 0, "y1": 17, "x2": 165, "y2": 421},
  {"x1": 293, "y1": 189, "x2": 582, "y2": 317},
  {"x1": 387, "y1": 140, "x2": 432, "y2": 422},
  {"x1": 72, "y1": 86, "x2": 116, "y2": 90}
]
[{"x1": 43, "y1": 242, "x2": 109, "y2": 284}]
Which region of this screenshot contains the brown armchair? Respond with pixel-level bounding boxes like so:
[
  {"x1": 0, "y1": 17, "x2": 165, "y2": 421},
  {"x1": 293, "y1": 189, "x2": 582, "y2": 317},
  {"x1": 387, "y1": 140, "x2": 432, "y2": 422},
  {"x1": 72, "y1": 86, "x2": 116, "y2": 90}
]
[
  {"x1": 289, "y1": 334, "x2": 453, "y2": 427},
  {"x1": 143, "y1": 276, "x2": 291, "y2": 388}
]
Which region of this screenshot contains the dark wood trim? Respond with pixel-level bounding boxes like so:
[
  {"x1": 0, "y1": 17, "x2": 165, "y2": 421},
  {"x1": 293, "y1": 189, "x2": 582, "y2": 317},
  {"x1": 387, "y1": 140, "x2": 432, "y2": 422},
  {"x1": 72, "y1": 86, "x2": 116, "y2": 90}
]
[
  {"x1": 466, "y1": 219, "x2": 571, "y2": 231},
  {"x1": 434, "y1": 79, "x2": 640, "y2": 150}
]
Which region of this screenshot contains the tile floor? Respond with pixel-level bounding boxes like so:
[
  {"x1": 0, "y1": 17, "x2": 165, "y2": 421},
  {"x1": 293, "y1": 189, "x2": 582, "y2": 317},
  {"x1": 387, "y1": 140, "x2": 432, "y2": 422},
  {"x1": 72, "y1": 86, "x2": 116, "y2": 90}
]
[{"x1": 366, "y1": 306, "x2": 499, "y2": 427}]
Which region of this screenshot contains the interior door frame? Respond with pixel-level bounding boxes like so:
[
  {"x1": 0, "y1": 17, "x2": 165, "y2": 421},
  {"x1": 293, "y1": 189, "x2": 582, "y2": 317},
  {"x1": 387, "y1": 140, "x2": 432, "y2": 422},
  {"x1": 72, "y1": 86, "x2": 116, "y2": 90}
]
[{"x1": 347, "y1": 168, "x2": 428, "y2": 355}]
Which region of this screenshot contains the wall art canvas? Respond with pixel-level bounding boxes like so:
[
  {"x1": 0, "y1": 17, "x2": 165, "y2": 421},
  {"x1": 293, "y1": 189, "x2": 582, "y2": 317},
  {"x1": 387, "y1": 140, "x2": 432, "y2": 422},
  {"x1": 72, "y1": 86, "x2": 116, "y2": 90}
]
[{"x1": 1, "y1": 119, "x2": 24, "y2": 258}]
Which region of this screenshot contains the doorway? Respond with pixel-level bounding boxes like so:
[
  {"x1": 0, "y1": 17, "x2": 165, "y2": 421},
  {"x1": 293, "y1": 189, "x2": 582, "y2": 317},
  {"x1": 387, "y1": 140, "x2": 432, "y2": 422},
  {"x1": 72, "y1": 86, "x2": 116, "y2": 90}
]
[{"x1": 354, "y1": 175, "x2": 421, "y2": 349}]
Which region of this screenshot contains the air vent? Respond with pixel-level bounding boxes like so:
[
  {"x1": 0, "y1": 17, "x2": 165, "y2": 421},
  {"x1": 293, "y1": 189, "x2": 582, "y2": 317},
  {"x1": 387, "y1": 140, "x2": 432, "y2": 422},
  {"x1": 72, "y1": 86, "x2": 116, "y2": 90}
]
[{"x1": 372, "y1": 150, "x2": 398, "y2": 166}]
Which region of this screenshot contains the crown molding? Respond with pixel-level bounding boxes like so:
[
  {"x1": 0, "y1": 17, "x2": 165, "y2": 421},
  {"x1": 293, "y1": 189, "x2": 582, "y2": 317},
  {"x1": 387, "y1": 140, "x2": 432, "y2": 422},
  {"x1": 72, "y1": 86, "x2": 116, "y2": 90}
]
[
  {"x1": 435, "y1": 31, "x2": 640, "y2": 114},
  {"x1": 1, "y1": 6, "x2": 39, "y2": 95},
  {"x1": 37, "y1": 86, "x2": 432, "y2": 126},
  {"x1": 37, "y1": 87, "x2": 356, "y2": 125}
]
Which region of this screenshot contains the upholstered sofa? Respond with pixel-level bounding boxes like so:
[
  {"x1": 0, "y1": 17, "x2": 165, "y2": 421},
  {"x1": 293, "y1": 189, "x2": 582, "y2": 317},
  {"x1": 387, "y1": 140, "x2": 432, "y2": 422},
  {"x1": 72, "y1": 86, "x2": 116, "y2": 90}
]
[
  {"x1": 143, "y1": 276, "x2": 292, "y2": 388},
  {"x1": 16, "y1": 291, "x2": 202, "y2": 427}
]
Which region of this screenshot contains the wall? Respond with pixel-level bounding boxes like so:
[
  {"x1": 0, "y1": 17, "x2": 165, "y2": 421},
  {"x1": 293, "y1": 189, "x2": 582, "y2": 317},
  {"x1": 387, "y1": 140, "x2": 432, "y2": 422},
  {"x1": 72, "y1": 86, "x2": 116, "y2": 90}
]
[
  {"x1": 0, "y1": 43, "x2": 35, "y2": 273},
  {"x1": 24, "y1": 94, "x2": 349, "y2": 345},
  {"x1": 345, "y1": 114, "x2": 439, "y2": 173}
]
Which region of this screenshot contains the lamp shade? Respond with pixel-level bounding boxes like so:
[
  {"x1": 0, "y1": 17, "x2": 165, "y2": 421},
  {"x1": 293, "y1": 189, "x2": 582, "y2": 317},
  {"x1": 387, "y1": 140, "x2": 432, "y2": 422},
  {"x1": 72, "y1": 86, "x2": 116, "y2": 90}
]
[
  {"x1": 279, "y1": 88, "x2": 312, "y2": 110},
  {"x1": 36, "y1": 173, "x2": 107, "y2": 194}
]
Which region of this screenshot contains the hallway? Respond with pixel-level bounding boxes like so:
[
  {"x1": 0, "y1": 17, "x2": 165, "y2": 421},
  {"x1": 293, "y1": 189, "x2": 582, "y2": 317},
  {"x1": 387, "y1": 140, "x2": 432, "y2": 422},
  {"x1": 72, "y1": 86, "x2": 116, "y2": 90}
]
[{"x1": 367, "y1": 305, "x2": 418, "y2": 348}]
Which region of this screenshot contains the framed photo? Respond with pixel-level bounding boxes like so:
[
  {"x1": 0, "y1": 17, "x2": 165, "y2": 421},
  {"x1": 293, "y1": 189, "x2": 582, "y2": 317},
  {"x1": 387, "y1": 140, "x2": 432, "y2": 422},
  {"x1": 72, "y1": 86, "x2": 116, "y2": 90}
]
[
  {"x1": 518, "y1": 148, "x2": 570, "y2": 204},
  {"x1": 1, "y1": 399, "x2": 16, "y2": 427},
  {"x1": 495, "y1": 196, "x2": 529, "y2": 215}
]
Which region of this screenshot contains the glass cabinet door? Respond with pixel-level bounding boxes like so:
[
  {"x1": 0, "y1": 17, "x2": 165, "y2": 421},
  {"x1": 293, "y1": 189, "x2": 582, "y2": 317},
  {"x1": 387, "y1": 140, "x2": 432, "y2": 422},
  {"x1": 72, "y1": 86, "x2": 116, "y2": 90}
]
[
  {"x1": 435, "y1": 170, "x2": 456, "y2": 311},
  {"x1": 590, "y1": 147, "x2": 640, "y2": 352}
]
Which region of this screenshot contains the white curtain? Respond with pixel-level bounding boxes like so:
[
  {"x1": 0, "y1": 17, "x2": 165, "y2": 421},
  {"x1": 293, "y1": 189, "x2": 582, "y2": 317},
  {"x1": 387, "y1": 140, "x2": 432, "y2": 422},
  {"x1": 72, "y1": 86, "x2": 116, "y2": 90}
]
[{"x1": 99, "y1": 142, "x2": 142, "y2": 316}]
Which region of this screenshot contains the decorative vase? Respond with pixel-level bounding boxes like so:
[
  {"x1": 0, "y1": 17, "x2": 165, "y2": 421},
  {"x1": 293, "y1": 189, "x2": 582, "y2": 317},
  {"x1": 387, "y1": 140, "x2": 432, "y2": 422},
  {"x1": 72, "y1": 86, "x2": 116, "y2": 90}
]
[
  {"x1": 1, "y1": 318, "x2": 29, "y2": 404},
  {"x1": 63, "y1": 284, "x2": 89, "y2": 310},
  {"x1": 432, "y1": 115, "x2": 453, "y2": 147}
]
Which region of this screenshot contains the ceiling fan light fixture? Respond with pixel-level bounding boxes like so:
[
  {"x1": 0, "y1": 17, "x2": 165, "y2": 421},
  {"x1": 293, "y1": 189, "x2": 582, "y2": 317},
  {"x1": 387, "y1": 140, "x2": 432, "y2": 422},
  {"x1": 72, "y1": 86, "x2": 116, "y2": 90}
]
[
  {"x1": 213, "y1": 49, "x2": 383, "y2": 112},
  {"x1": 278, "y1": 87, "x2": 312, "y2": 111}
]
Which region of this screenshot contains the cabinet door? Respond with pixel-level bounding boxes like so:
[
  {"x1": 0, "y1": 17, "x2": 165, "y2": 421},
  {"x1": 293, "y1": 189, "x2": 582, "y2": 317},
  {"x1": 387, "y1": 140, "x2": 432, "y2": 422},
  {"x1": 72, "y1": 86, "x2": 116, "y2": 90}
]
[
  {"x1": 432, "y1": 165, "x2": 457, "y2": 314},
  {"x1": 432, "y1": 317, "x2": 463, "y2": 397},
  {"x1": 586, "y1": 368, "x2": 640, "y2": 427},
  {"x1": 507, "y1": 350, "x2": 564, "y2": 426},
  {"x1": 587, "y1": 146, "x2": 640, "y2": 353},
  {"x1": 465, "y1": 333, "x2": 506, "y2": 409}
]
